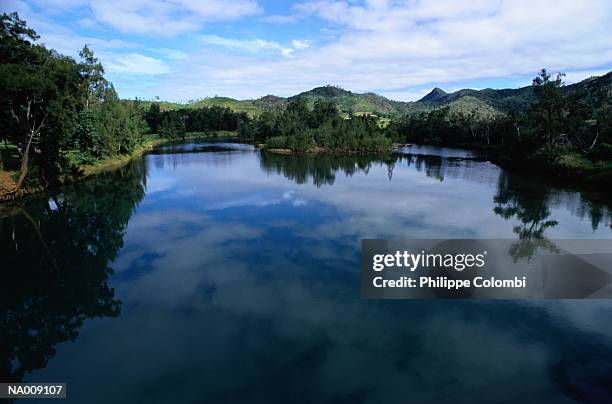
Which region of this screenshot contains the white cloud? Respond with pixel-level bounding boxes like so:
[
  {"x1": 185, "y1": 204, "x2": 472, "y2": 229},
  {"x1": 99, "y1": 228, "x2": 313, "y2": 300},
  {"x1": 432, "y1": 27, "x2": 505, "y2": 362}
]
[
  {"x1": 152, "y1": 48, "x2": 188, "y2": 60},
  {"x1": 0, "y1": 0, "x2": 31, "y2": 14},
  {"x1": 89, "y1": 1, "x2": 199, "y2": 36},
  {"x1": 89, "y1": 0, "x2": 261, "y2": 36},
  {"x1": 103, "y1": 53, "x2": 171, "y2": 75},
  {"x1": 40, "y1": 32, "x2": 138, "y2": 56},
  {"x1": 291, "y1": 39, "x2": 311, "y2": 49},
  {"x1": 200, "y1": 35, "x2": 296, "y2": 58},
  {"x1": 563, "y1": 68, "x2": 612, "y2": 84},
  {"x1": 178, "y1": 0, "x2": 261, "y2": 20},
  {"x1": 157, "y1": 0, "x2": 611, "y2": 99},
  {"x1": 77, "y1": 17, "x2": 98, "y2": 28},
  {"x1": 8, "y1": 0, "x2": 611, "y2": 101},
  {"x1": 263, "y1": 14, "x2": 299, "y2": 23},
  {"x1": 32, "y1": 0, "x2": 87, "y2": 9}
]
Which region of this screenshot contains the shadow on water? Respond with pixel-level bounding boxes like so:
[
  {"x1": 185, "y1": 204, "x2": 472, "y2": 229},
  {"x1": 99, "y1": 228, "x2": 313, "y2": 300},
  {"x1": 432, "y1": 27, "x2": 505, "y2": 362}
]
[{"x1": 0, "y1": 159, "x2": 147, "y2": 383}]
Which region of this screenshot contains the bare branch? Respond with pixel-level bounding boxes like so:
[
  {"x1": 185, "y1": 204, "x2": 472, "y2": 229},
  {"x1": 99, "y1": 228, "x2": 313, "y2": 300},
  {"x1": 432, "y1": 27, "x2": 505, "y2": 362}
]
[{"x1": 10, "y1": 107, "x2": 20, "y2": 123}]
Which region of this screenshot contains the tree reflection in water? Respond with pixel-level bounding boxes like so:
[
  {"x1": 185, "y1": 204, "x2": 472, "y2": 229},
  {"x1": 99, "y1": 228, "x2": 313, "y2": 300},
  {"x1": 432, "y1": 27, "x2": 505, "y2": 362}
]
[
  {"x1": 259, "y1": 151, "x2": 452, "y2": 186},
  {"x1": 260, "y1": 150, "x2": 612, "y2": 263},
  {"x1": 1, "y1": 145, "x2": 612, "y2": 402},
  {"x1": 493, "y1": 172, "x2": 561, "y2": 261},
  {"x1": 0, "y1": 159, "x2": 147, "y2": 383}
]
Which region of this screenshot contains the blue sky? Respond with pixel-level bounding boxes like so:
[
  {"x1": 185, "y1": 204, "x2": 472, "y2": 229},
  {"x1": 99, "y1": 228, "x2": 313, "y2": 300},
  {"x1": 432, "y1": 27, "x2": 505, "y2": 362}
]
[{"x1": 2, "y1": 0, "x2": 611, "y2": 102}]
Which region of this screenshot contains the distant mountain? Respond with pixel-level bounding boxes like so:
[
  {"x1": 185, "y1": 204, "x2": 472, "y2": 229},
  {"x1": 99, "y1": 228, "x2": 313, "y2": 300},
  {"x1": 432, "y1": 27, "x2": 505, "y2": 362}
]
[
  {"x1": 253, "y1": 95, "x2": 286, "y2": 111},
  {"x1": 416, "y1": 71, "x2": 612, "y2": 113},
  {"x1": 131, "y1": 70, "x2": 612, "y2": 119},
  {"x1": 189, "y1": 96, "x2": 261, "y2": 115},
  {"x1": 418, "y1": 85, "x2": 538, "y2": 113},
  {"x1": 566, "y1": 70, "x2": 612, "y2": 106},
  {"x1": 418, "y1": 87, "x2": 447, "y2": 103},
  {"x1": 287, "y1": 85, "x2": 418, "y2": 116}
]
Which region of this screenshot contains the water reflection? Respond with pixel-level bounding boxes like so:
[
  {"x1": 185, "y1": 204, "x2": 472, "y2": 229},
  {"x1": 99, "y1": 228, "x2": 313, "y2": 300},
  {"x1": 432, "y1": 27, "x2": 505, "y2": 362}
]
[
  {"x1": 0, "y1": 160, "x2": 147, "y2": 383},
  {"x1": 1, "y1": 142, "x2": 612, "y2": 402},
  {"x1": 260, "y1": 152, "x2": 380, "y2": 187},
  {"x1": 260, "y1": 147, "x2": 611, "y2": 238},
  {"x1": 493, "y1": 172, "x2": 560, "y2": 261},
  {"x1": 261, "y1": 150, "x2": 504, "y2": 188}
]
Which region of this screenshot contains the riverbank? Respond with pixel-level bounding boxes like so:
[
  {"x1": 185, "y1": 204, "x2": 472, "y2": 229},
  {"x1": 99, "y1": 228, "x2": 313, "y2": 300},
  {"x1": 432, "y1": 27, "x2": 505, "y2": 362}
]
[
  {"x1": 78, "y1": 131, "x2": 238, "y2": 176},
  {"x1": 495, "y1": 150, "x2": 612, "y2": 190},
  {"x1": 261, "y1": 143, "x2": 398, "y2": 156},
  {"x1": 413, "y1": 141, "x2": 612, "y2": 191},
  {"x1": 0, "y1": 131, "x2": 237, "y2": 203}
]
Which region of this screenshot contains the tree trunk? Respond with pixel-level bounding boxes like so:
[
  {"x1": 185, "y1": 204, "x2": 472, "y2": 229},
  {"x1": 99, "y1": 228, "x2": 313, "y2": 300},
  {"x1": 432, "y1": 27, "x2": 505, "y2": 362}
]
[
  {"x1": 589, "y1": 131, "x2": 599, "y2": 150},
  {"x1": 15, "y1": 147, "x2": 29, "y2": 190},
  {"x1": 15, "y1": 130, "x2": 34, "y2": 190}
]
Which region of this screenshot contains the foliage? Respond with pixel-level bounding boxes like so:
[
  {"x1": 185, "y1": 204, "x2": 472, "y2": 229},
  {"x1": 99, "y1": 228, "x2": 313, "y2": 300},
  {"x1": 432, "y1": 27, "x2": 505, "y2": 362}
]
[
  {"x1": 2, "y1": 12, "x2": 611, "y2": 191},
  {"x1": 265, "y1": 136, "x2": 289, "y2": 149},
  {"x1": 144, "y1": 104, "x2": 247, "y2": 139},
  {"x1": 0, "y1": 12, "x2": 82, "y2": 187},
  {"x1": 0, "y1": 13, "x2": 151, "y2": 190},
  {"x1": 242, "y1": 98, "x2": 392, "y2": 152},
  {"x1": 146, "y1": 102, "x2": 161, "y2": 133},
  {"x1": 389, "y1": 68, "x2": 612, "y2": 176},
  {"x1": 529, "y1": 69, "x2": 567, "y2": 148}
]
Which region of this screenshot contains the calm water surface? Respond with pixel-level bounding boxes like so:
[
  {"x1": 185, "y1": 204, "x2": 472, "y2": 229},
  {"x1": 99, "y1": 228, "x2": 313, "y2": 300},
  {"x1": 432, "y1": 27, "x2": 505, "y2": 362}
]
[{"x1": 2, "y1": 141, "x2": 612, "y2": 403}]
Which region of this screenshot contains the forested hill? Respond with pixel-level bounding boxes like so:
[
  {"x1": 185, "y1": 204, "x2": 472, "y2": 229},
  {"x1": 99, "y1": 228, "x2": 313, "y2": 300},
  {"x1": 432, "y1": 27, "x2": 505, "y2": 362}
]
[
  {"x1": 134, "y1": 71, "x2": 611, "y2": 118},
  {"x1": 416, "y1": 71, "x2": 612, "y2": 112}
]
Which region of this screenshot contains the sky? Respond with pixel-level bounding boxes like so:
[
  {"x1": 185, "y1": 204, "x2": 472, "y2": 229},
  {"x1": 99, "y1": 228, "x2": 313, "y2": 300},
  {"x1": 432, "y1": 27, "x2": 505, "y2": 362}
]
[{"x1": 2, "y1": 0, "x2": 611, "y2": 102}]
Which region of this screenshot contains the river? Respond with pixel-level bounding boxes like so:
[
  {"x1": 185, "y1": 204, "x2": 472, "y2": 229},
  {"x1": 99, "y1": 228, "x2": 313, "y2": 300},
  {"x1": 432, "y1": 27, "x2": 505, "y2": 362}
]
[{"x1": 2, "y1": 141, "x2": 612, "y2": 403}]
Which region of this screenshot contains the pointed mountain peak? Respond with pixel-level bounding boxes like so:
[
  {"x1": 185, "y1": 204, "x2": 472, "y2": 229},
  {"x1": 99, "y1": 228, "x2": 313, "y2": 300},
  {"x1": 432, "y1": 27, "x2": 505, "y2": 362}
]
[{"x1": 419, "y1": 87, "x2": 447, "y2": 102}]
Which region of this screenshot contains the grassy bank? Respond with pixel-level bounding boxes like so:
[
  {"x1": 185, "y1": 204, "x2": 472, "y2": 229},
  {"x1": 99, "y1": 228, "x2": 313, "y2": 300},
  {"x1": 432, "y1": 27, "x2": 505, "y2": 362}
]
[
  {"x1": 501, "y1": 150, "x2": 612, "y2": 190},
  {"x1": 394, "y1": 138, "x2": 612, "y2": 191},
  {"x1": 73, "y1": 136, "x2": 165, "y2": 177},
  {"x1": 76, "y1": 131, "x2": 237, "y2": 176},
  {"x1": 0, "y1": 131, "x2": 237, "y2": 202},
  {"x1": 72, "y1": 130, "x2": 236, "y2": 176}
]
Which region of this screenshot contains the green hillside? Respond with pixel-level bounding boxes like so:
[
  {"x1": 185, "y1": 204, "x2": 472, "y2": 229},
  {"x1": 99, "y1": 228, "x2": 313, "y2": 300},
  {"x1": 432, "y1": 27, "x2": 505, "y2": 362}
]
[
  {"x1": 288, "y1": 85, "x2": 418, "y2": 116},
  {"x1": 126, "y1": 70, "x2": 612, "y2": 119},
  {"x1": 127, "y1": 97, "x2": 262, "y2": 116},
  {"x1": 445, "y1": 96, "x2": 504, "y2": 120},
  {"x1": 252, "y1": 95, "x2": 286, "y2": 111},
  {"x1": 189, "y1": 97, "x2": 261, "y2": 116},
  {"x1": 417, "y1": 71, "x2": 612, "y2": 113}
]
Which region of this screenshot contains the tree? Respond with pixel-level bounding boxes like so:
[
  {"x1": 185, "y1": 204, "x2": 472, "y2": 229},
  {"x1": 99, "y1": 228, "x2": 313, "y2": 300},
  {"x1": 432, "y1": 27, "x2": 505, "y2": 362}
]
[
  {"x1": 159, "y1": 110, "x2": 186, "y2": 139},
  {"x1": 530, "y1": 69, "x2": 566, "y2": 148},
  {"x1": 146, "y1": 103, "x2": 162, "y2": 134},
  {"x1": 74, "y1": 106, "x2": 99, "y2": 153},
  {"x1": 78, "y1": 44, "x2": 108, "y2": 107},
  {"x1": 0, "y1": 13, "x2": 82, "y2": 190},
  {"x1": 312, "y1": 99, "x2": 338, "y2": 125}
]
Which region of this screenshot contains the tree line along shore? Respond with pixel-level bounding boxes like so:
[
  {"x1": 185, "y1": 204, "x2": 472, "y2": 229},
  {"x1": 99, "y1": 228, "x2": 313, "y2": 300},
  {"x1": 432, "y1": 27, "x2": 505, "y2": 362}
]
[{"x1": 2, "y1": 12, "x2": 611, "y2": 201}]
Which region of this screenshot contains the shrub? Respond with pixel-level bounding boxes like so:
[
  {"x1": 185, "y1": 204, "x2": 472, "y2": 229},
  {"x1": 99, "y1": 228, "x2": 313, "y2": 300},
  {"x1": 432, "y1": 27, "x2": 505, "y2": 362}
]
[{"x1": 265, "y1": 136, "x2": 288, "y2": 149}]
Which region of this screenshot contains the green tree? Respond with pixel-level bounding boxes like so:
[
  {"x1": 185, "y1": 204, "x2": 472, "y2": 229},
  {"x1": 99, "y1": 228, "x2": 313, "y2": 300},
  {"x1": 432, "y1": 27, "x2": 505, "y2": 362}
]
[
  {"x1": 78, "y1": 44, "x2": 108, "y2": 107},
  {"x1": 530, "y1": 69, "x2": 566, "y2": 148},
  {"x1": 146, "y1": 103, "x2": 162, "y2": 134},
  {"x1": 0, "y1": 13, "x2": 82, "y2": 190},
  {"x1": 74, "y1": 107, "x2": 100, "y2": 154}
]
